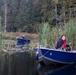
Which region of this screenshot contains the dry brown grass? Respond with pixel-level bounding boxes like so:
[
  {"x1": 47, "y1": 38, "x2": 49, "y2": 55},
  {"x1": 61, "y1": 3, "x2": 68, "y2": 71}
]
[{"x1": 2, "y1": 32, "x2": 38, "y2": 40}]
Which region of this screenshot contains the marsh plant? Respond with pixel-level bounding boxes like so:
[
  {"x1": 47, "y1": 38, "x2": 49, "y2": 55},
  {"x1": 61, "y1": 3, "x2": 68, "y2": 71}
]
[
  {"x1": 0, "y1": 16, "x2": 4, "y2": 51},
  {"x1": 0, "y1": 16, "x2": 4, "y2": 74},
  {"x1": 38, "y1": 20, "x2": 76, "y2": 49},
  {"x1": 63, "y1": 20, "x2": 76, "y2": 49},
  {"x1": 38, "y1": 23, "x2": 51, "y2": 47}
]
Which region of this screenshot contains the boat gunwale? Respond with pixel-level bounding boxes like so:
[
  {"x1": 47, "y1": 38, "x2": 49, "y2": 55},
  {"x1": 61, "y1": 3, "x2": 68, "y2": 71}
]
[{"x1": 37, "y1": 47, "x2": 76, "y2": 54}]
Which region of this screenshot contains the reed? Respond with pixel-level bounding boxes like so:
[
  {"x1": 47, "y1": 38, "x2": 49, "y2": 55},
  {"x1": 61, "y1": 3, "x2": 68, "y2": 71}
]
[
  {"x1": 0, "y1": 16, "x2": 4, "y2": 51},
  {"x1": 38, "y1": 20, "x2": 76, "y2": 49},
  {"x1": 50, "y1": 20, "x2": 76, "y2": 49},
  {"x1": 38, "y1": 23, "x2": 51, "y2": 47},
  {"x1": 63, "y1": 20, "x2": 76, "y2": 49},
  {"x1": 0, "y1": 16, "x2": 4, "y2": 75},
  {"x1": 50, "y1": 27, "x2": 59, "y2": 47}
]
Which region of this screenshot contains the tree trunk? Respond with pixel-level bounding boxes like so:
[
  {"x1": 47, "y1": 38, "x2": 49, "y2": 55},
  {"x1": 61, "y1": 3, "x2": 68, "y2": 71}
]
[
  {"x1": 62, "y1": 5, "x2": 66, "y2": 25},
  {"x1": 4, "y1": 2, "x2": 7, "y2": 32},
  {"x1": 0, "y1": 16, "x2": 2, "y2": 32},
  {"x1": 69, "y1": 8, "x2": 72, "y2": 20},
  {"x1": 55, "y1": 4, "x2": 57, "y2": 26}
]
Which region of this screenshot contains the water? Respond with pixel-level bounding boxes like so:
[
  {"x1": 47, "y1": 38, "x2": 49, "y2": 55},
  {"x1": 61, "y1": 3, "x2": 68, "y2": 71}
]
[
  {"x1": 35, "y1": 63, "x2": 76, "y2": 75},
  {"x1": 0, "y1": 50, "x2": 76, "y2": 75},
  {"x1": 0, "y1": 50, "x2": 37, "y2": 75}
]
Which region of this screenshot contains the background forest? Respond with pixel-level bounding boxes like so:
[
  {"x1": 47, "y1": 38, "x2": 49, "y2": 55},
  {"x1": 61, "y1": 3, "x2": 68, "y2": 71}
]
[{"x1": 0, "y1": 0, "x2": 76, "y2": 33}]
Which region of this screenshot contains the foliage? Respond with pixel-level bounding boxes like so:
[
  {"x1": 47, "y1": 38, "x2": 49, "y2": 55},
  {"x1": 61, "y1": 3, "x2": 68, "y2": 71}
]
[
  {"x1": 0, "y1": 16, "x2": 4, "y2": 51},
  {"x1": 38, "y1": 20, "x2": 76, "y2": 49},
  {"x1": 0, "y1": 0, "x2": 76, "y2": 33},
  {"x1": 38, "y1": 23, "x2": 51, "y2": 47},
  {"x1": 50, "y1": 20, "x2": 76, "y2": 49},
  {"x1": 63, "y1": 20, "x2": 76, "y2": 49}
]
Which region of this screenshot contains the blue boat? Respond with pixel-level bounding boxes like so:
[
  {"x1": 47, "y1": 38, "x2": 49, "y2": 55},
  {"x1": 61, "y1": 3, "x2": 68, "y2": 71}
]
[
  {"x1": 16, "y1": 38, "x2": 30, "y2": 48},
  {"x1": 34, "y1": 47, "x2": 76, "y2": 65}
]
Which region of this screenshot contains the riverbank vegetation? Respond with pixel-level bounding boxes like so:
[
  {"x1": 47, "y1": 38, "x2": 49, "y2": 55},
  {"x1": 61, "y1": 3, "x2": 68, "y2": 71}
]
[
  {"x1": 0, "y1": 20, "x2": 75, "y2": 50},
  {"x1": 38, "y1": 20, "x2": 76, "y2": 49},
  {"x1": 0, "y1": 0, "x2": 76, "y2": 50}
]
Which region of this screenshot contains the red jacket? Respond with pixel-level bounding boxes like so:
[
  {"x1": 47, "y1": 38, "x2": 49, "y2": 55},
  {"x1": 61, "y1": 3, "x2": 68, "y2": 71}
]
[
  {"x1": 62, "y1": 40, "x2": 66, "y2": 48},
  {"x1": 56, "y1": 38, "x2": 66, "y2": 49}
]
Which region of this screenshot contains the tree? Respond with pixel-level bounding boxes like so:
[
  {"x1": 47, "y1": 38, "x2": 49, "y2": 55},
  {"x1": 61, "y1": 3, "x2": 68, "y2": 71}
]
[
  {"x1": 4, "y1": 0, "x2": 7, "y2": 32},
  {"x1": 0, "y1": 0, "x2": 76, "y2": 33}
]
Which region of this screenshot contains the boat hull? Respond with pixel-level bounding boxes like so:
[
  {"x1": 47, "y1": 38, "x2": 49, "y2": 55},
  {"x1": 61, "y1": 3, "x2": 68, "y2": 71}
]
[{"x1": 35, "y1": 47, "x2": 76, "y2": 65}]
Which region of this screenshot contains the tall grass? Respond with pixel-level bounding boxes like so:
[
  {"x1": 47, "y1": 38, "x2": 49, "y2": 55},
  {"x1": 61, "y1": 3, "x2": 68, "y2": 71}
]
[
  {"x1": 38, "y1": 23, "x2": 64, "y2": 48},
  {"x1": 38, "y1": 23, "x2": 51, "y2": 47},
  {"x1": 0, "y1": 16, "x2": 4, "y2": 51},
  {"x1": 50, "y1": 27, "x2": 59, "y2": 47},
  {"x1": 63, "y1": 20, "x2": 76, "y2": 49},
  {"x1": 0, "y1": 16, "x2": 4, "y2": 75},
  {"x1": 50, "y1": 20, "x2": 76, "y2": 49},
  {"x1": 38, "y1": 20, "x2": 76, "y2": 49}
]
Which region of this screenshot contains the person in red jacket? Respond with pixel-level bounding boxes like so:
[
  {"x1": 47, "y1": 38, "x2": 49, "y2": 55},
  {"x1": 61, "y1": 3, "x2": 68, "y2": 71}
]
[
  {"x1": 56, "y1": 35, "x2": 66, "y2": 49},
  {"x1": 56, "y1": 35, "x2": 72, "y2": 50}
]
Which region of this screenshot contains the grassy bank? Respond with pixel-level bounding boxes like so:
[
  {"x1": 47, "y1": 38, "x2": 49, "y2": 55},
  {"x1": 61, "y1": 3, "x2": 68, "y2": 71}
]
[
  {"x1": 0, "y1": 20, "x2": 76, "y2": 51},
  {"x1": 38, "y1": 20, "x2": 76, "y2": 49},
  {"x1": 0, "y1": 32, "x2": 38, "y2": 51},
  {"x1": 2, "y1": 32, "x2": 38, "y2": 40}
]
